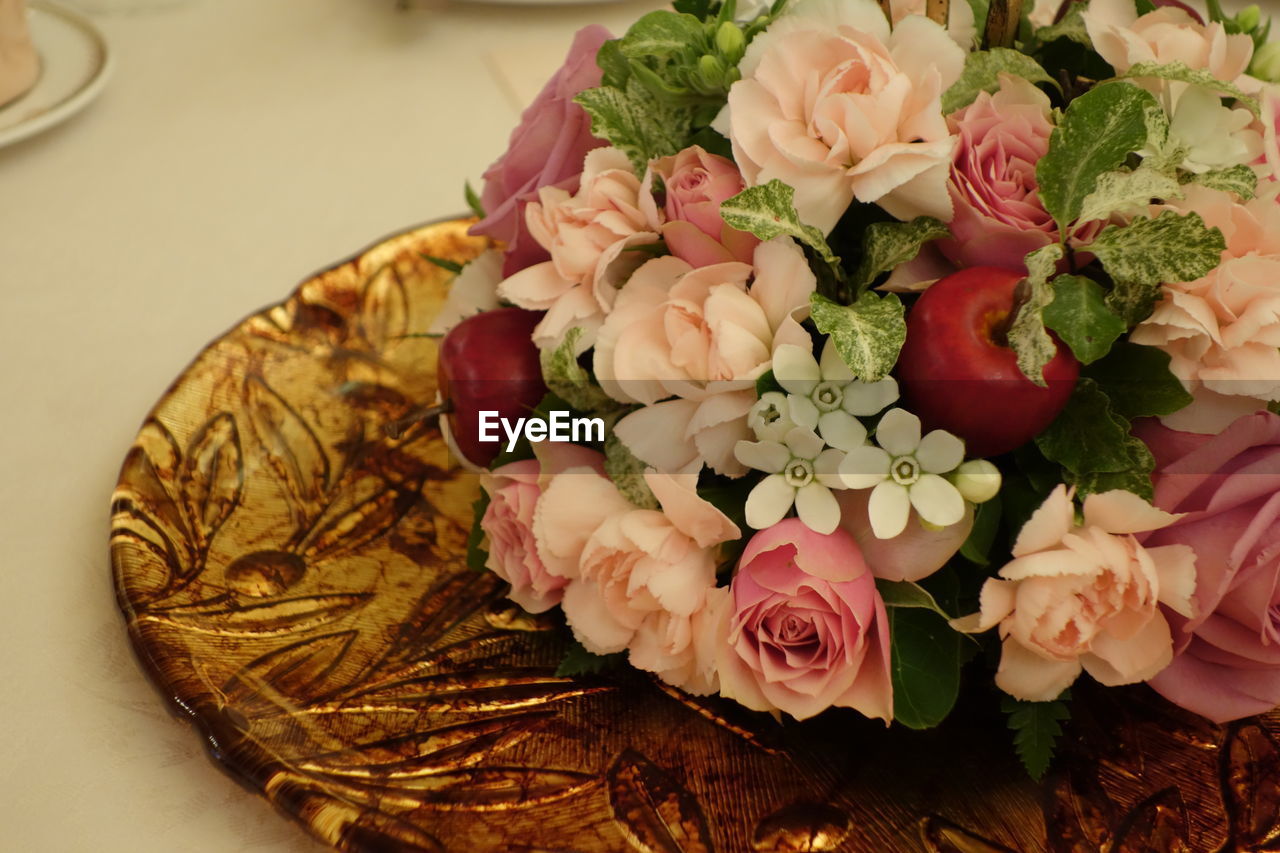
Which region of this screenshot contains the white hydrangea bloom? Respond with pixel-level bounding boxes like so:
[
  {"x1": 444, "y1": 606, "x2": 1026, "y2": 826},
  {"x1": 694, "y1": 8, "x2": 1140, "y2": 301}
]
[
  {"x1": 838, "y1": 408, "x2": 967, "y2": 539},
  {"x1": 735, "y1": 426, "x2": 847, "y2": 534},
  {"x1": 772, "y1": 341, "x2": 899, "y2": 451}
]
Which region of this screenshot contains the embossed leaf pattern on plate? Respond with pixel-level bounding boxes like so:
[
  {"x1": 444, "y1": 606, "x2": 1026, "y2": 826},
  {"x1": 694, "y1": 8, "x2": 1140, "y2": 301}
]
[{"x1": 111, "y1": 219, "x2": 1280, "y2": 852}]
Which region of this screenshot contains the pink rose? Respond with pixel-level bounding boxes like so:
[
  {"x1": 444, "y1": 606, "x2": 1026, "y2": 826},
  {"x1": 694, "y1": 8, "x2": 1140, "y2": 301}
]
[
  {"x1": 498, "y1": 147, "x2": 660, "y2": 352},
  {"x1": 714, "y1": 0, "x2": 964, "y2": 233},
  {"x1": 1130, "y1": 185, "x2": 1280, "y2": 432},
  {"x1": 469, "y1": 26, "x2": 611, "y2": 277},
  {"x1": 717, "y1": 518, "x2": 894, "y2": 721},
  {"x1": 955, "y1": 486, "x2": 1196, "y2": 701},
  {"x1": 1137, "y1": 412, "x2": 1280, "y2": 723},
  {"x1": 594, "y1": 239, "x2": 816, "y2": 476},
  {"x1": 640, "y1": 146, "x2": 760, "y2": 268},
  {"x1": 939, "y1": 74, "x2": 1059, "y2": 272},
  {"x1": 479, "y1": 443, "x2": 606, "y2": 613}
]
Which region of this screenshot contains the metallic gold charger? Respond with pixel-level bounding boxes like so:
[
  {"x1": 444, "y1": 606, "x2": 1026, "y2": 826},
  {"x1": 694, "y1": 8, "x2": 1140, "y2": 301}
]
[{"x1": 110, "y1": 218, "x2": 1280, "y2": 852}]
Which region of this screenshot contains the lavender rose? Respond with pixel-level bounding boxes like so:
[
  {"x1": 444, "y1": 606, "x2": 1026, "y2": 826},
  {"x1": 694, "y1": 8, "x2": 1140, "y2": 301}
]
[{"x1": 469, "y1": 26, "x2": 611, "y2": 277}]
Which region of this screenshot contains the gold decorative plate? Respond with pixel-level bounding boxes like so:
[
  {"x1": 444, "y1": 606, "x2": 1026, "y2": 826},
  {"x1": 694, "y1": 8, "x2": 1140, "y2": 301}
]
[{"x1": 111, "y1": 219, "x2": 1280, "y2": 852}]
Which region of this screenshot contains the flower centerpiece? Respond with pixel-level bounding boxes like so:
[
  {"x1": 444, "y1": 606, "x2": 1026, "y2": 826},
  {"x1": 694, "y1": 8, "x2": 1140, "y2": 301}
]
[{"x1": 425, "y1": 0, "x2": 1280, "y2": 778}]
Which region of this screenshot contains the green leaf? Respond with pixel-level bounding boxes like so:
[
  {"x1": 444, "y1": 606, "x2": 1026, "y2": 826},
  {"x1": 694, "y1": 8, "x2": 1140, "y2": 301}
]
[
  {"x1": 1034, "y1": 1, "x2": 1091, "y2": 46},
  {"x1": 1042, "y1": 274, "x2": 1127, "y2": 365},
  {"x1": 617, "y1": 11, "x2": 707, "y2": 60},
  {"x1": 889, "y1": 607, "x2": 964, "y2": 729},
  {"x1": 419, "y1": 253, "x2": 463, "y2": 274},
  {"x1": 556, "y1": 639, "x2": 626, "y2": 677},
  {"x1": 755, "y1": 368, "x2": 782, "y2": 397},
  {"x1": 1082, "y1": 341, "x2": 1193, "y2": 419},
  {"x1": 941, "y1": 48, "x2": 1059, "y2": 114},
  {"x1": 1036, "y1": 82, "x2": 1158, "y2": 229},
  {"x1": 596, "y1": 39, "x2": 631, "y2": 89},
  {"x1": 1088, "y1": 209, "x2": 1225, "y2": 324},
  {"x1": 960, "y1": 492, "x2": 1002, "y2": 567},
  {"x1": 575, "y1": 79, "x2": 695, "y2": 173},
  {"x1": 1007, "y1": 244, "x2": 1063, "y2": 387},
  {"x1": 671, "y1": 0, "x2": 712, "y2": 18},
  {"x1": 1122, "y1": 60, "x2": 1261, "y2": 114},
  {"x1": 1002, "y1": 692, "x2": 1071, "y2": 780},
  {"x1": 464, "y1": 180, "x2": 486, "y2": 220},
  {"x1": 1075, "y1": 163, "x2": 1183, "y2": 226},
  {"x1": 604, "y1": 433, "x2": 659, "y2": 510},
  {"x1": 1187, "y1": 163, "x2": 1259, "y2": 200},
  {"x1": 466, "y1": 493, "x2": 491, "y2": 572},
  {"x1": 720, "y1": 179, "x2": 840, "y2": 266},
  {"x1": 851, "y1": 216, "x2": 950, "y2": 293},
  {"x1": 809, "y1": 292, "x2": 906, "y2": 383},
  {"x1": 540, "y1": 327, "x2": 618, "y2": 415},
  {"x1": 1035, "y1": 378, "x2": 1155, "y2": 499},
  {"x1": 875, "y1": 579, "x2": 954, "y2": 619}
]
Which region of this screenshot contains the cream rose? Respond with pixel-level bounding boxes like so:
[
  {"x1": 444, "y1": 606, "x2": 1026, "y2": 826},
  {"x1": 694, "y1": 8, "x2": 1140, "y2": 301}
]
[
  {"x1": 498, "y1": 147, "x2": 660, "y2": 352},
  {"x1": 713, "y1": 0, "x2": 964, "y2": 233},
  {"x1": 1131, "y1": 184, "x2": 1280, "y2": 433},
  {"x1": 955, "y1": 486, "x2": 1196, "y2": 702},
  {"x1": 595, "y1": 238, "x2": 816, "y2": 477}
]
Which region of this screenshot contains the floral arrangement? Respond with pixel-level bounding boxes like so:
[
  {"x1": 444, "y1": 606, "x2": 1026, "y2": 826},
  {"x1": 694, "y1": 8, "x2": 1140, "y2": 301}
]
[{"x1": 424, "y1": 0, "x2": 1280, "y2": 778}]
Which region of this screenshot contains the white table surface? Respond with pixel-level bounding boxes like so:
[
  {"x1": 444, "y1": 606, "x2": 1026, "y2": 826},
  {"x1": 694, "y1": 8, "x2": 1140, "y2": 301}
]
[{"x1": 0, "y1": 1, "x2": 659, "y2": 850}]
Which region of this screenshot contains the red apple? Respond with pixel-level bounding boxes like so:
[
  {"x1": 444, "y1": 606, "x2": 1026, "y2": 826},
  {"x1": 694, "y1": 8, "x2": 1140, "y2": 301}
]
[
  {"x1": 437, "y1": 307, "x2": 547, "y2": 467},
  {"x1": 896, "y1": 267, "x2": 1079, "y2": 458}
]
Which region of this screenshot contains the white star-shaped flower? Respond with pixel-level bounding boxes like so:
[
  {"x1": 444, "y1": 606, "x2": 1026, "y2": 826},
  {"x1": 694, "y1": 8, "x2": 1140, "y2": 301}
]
[
  {"x1": 772, "y1": 341, "x2": 899, "y2": 452},
  {"x1": 838, "y1": 408, "x2": 966, "y2": 539},
  {"x1": 735, "y1": 426, "x2": 846, "y2": 534}
]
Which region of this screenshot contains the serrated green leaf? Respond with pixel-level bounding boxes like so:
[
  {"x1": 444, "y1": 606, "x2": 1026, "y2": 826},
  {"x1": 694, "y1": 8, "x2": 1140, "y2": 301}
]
[
  {"x1": 1187, "y1": 163, "x2": 1259, "y2": 200},
  {"x1": 1089, "y1": 209, "x2": 1225, "y2": 324},
  {"x1": 942, "y1": 48, "x2": 1059, "y2": 114},
  {"x1": 604, "y1": 433, "x2": 659, "y2": 510},
  {"x1": 851, "y1": 216, "x2": 949, "y2": 293},
  {"x1": 1034, "y1": 1, "x2": 1091, "y2": 46},
  {"x1": 1007, "y1": 244, "x2": 1063, "y2": 387},
  {"x1": 1075, "y1": 164, "x2": 1182, "y2": 225},
  {"x1": 1035, "y1": 379, "x2": 1155, "y2": 499},
  {"x1": 1123, "y1": 60, "x2": 1261, "y2": 114},
  {"x1": 809, "y1": 292, "x2": 906, "y2": 383},
  {"x1": 575, "y1": 79, "x2": 695, "y2": 173},
  {"x1": 540, "y1": 327, "x2": 618, "y2": 415},
  {"x1": 1082, "y1": 341, "x2": 1193, "y2": 419},
  {"x1": 720, "y1": 180, "x2": 839, "y2": 265},
  {"x1": 1042, "y1": 274, "x2": 1127, "y2": 365},
  {"x1": 889, "y1": 606, "x2": 964, "y2": 729},
  {"x1": 1002, "y1": 692, "x2": 1071, "y2": 780},
  {"x1": 464, "y1": 180, "x2": 485, "y2": 220},
  {"x1": 875, "y1": 580, "x2": 953, "y2": 619},
  {"x1": 556, "y1": 639, "x2": 626, "y2": 677},
  {"x1": 597, "y1": 39, "x2": 631, "y2": 89},
  {"x1": 1037, "y1": 82, "x2": 1158, "y2": 229},
  {"x1": 617, "y1": 11, "x2": 707, "y2": 59},
  {"x1": 960, "y1": 492, "x2": 1002, "y2": 566},
  {"x1": 466, "y1": 493, "x2": 491, "y2": 572}
]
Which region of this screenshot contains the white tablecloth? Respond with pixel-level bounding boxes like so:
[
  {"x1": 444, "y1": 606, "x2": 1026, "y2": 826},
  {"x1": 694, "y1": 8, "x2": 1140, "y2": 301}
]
[{"x1": 0, "y1": 1, "x2": 657, "y2": 849}]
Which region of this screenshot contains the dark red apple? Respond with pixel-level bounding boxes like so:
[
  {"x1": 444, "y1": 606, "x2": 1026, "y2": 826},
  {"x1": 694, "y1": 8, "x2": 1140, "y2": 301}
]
[
  {"x1": 437, "y1": 307, "x2": 546, "y2": 467},
  {"x1": 896, "y1": 267, "x2": 1079, "y2": 458}
]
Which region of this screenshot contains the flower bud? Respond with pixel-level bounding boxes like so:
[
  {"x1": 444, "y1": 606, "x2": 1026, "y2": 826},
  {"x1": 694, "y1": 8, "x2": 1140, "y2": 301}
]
[
  {"x1": 696, "y1": 54, "x2": 727, "y2": 92},
  {"x1": 1252, "y1": 40, "x2": 1280, "y2": 82},
  {"x1": 951, "y1": 459, "x2": 1001, "y2": 504},
  {"x1": 715, "y1": 21, "x2": 746, "y2": 64},
  {"x1": 1237, "y1": 4, "x2": 1261, "y2": 32}
]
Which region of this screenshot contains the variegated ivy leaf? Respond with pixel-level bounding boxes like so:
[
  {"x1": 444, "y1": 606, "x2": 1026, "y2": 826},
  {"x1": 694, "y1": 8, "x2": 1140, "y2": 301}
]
[
  {"x1": 1088, "y1": 210, "x2": 1225, "y2": 324},
  {"x1": 1122, "y1": 61, "x2": 1261, "y2": 115},
  {"x1": 1037, "y1": 83, "x2": 1158, "y2": 230},
  {"x1": 720, "y1": 180, "x2": 840, "y2": 266},
  {"x1": 604, "y1": 433, "x2": 658, "y2": 510},
  {"x1": 575, "y1": 79, "x2": 694, "y2": 173},
  {"x1": 941, "y1": 48, "x2": 1059, "y2": 114},
  {"x1": 616, "y1": 10, "x2": 705, "y2": 59},
  {"x1": 1042, "y1": 274, "x2": 1127, "y2": 365},
  {"x1": 1008, "y1": 244, "x2": 1064, "y2": 387},
  {"x1": 1034, "y1": 1, "x2": 1091, "y2": 46},
  {"x1": 1075, "y1": 163, "x2": 1182, "y2": 225},
  {"x1": 809, "y1": 292, "x2": 906, "y2": 383},
  {"x1": 540, "y1": 327, "x2": 619, "y2": 415},
  {"x1": 851, "y1": 216, "x2": 949, "y2": 293},
  {"x1": 1185, "y1": 164, "x2": 1258, "y2": 200}
]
